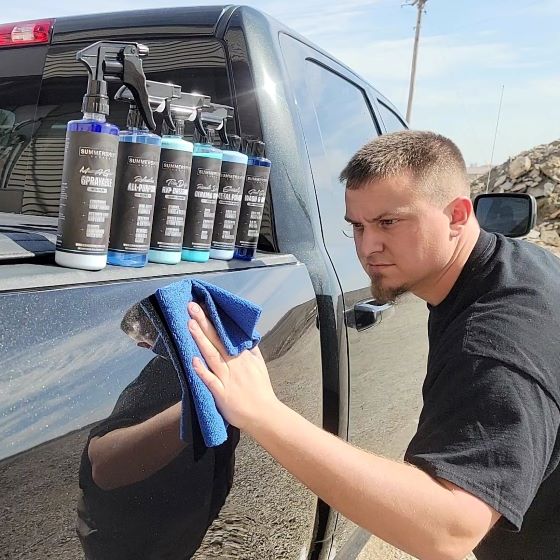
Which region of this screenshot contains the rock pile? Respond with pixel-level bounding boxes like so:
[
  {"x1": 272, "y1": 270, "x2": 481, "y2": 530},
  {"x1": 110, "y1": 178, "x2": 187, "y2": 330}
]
[{"x1": 470, "y1": 140, "x2": 560, "y2": 248}]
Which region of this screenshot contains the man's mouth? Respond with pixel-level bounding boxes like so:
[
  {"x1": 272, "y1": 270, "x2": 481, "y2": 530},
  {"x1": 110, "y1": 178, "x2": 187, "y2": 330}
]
[{"x1": 367, "y1": 263, "x2": 394, "y2": 272}]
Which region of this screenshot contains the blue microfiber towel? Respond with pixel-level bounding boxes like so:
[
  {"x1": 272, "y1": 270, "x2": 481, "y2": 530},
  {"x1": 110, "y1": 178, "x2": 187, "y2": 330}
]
[{"x1": 155, "y1": 279, "x2": 262, "y2": 447}]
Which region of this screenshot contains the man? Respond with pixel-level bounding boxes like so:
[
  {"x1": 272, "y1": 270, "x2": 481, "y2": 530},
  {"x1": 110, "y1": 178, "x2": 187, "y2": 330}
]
[{"x1": 187, "y1": 131, "x2": 560, "y2": 559}]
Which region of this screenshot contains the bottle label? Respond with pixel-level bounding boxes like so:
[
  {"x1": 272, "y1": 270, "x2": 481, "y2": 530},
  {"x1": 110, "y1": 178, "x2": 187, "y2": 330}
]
[
  {"x1": 182, "y1": 155, "x2": 221, "y2": 251},
  {"x1": 150, "y1": 148, "x2": 193, "y2": 252},
  {"x1": 109, "y1": 142, "x2": 160, "y2": 253},
  {"x1": 235, "y1": 164, "x2": 271, "y2": 250},
  {"x1": 56, "y1": 130, "x2": 119, "y2": 255},
  {"x1": 211, "y1": 160, "x2": 247, "y2": 251}
]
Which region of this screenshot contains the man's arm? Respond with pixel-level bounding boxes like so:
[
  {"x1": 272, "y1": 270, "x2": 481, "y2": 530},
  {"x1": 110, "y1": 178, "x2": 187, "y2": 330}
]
[
  {"x1": 187, "y1": 302, "x2": 500, "y2": 560},
  {"x1": 88, "y1": 401, "x2": 186, "y2": 490}
]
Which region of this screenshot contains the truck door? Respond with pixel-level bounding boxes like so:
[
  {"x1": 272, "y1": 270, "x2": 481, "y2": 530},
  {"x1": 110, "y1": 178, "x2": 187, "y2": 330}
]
[{"x1": 280, "y1": 34, "x2": 429, "y2": 556}]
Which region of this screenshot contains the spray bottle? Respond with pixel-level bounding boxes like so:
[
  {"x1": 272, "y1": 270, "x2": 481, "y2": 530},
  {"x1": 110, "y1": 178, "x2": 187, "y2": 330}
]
[
  {"x1": 107, "y1": 80, "x2": 180, "y2": 268},
  {"x1": 181, "y1": 104, "x2": 233, "y2": 263},
  {"x1": 148, "y1": 92, "x2": 210, "y2": 264},
  {"x1": 234, "y1": 139, "x2": 272, "y2": 261},
  {"x1": 55, "y1": 41, "x2": 153, "y2": 271},
  {"x1": 209, "y1": 133, "x2": 248, "y2": 260}
]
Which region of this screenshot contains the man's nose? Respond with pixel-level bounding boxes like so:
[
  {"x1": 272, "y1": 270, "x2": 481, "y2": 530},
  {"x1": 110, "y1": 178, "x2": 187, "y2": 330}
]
[{"x1": 359, "y1": 226, "x2": 384, "y2": 255}]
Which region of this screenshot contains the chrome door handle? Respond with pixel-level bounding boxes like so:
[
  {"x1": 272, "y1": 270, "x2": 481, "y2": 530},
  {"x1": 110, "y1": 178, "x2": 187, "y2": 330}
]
[
  {"x1": 354, "y1": 302, "x2": 392, "y2": 315},
  {"x1": 346, "y1": 300, "x2": 394, "y2": 331}
]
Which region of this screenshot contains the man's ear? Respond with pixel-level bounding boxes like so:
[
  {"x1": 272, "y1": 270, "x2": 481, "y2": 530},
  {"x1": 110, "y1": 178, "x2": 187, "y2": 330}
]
[{"x1": 447, "y1": 197, "x2": 473, "y2": 237}]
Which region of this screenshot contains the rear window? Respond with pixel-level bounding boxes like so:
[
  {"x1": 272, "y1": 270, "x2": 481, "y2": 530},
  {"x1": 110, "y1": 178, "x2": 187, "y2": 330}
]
[
  {"x1": 0, "y1": 45, "x2": 48, "y2": 213},
  {"x1": 2, "y1": 38, "x2": 232, "y2": 217}
]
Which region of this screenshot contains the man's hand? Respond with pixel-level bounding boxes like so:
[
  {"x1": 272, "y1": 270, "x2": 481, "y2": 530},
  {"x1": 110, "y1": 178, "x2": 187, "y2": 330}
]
[{"x1": 187, "y1": 302, "x2": 280, "y2": 432}]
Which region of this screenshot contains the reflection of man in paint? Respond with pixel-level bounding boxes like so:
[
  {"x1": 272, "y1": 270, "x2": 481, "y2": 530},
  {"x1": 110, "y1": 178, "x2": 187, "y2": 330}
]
[{"x1": 77, "y1": 301, "x2": 239, "y2": 560}]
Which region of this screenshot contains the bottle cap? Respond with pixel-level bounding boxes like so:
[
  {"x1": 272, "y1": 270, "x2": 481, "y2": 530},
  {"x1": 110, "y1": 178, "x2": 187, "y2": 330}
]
[
  {"x1": 242, "y1": 137, "x2": 254, "y2": 155},
  {"x1": 226, "y1": 134, "x2": 242, "y2": 152},
  {"x1": 82, "y1": 79, "x2": 110, "y2": 116},
  {"x1": 194, "y1": 126, "x2": 216, "y2": 145},
  {"x1": 252, "y1": 140, "x2": 266, "y2": 158}
]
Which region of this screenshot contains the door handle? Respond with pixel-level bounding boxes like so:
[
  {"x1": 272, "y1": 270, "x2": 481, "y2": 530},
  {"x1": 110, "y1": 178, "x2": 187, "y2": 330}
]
[
  {"x1": 346, "y1": 300, "x2": 394, "y2": 331},
  {"x1": 355, "y1": 301, "x2": 392, "y2": 315}
]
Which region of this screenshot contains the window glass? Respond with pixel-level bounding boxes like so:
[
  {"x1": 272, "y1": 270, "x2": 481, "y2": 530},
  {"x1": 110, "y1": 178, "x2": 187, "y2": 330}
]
[
  {"x1": 0, "y1": 47, "x2": 46, "y2": 212},
  {"x1": 280, "y1": 33, "x2": 380, "y2": 289},
  {"x1": 4, "y1": 39, "x2": 231, "y2": 217},
  {"x1": 301, "y1": 61, "x2": 379, "y2": 290},
  {"x1": 377, "y1": 100, "x2": 407, "y2": 132}
]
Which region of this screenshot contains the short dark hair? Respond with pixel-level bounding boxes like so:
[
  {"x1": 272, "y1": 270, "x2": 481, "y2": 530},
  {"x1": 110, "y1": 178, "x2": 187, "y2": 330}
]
[{"x1": 339, "y1": 130, "x2": 469, "y2": 203}]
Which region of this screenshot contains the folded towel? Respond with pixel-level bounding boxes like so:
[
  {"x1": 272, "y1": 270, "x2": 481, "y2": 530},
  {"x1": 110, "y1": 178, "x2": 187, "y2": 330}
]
[{"x1": 154, "y1": 279, "x2": 262, "y2": 447}]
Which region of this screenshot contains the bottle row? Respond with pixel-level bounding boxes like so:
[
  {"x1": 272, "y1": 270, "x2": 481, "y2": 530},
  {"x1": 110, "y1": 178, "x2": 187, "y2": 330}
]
[{"x1": 54, "y1": 41, "x2": 271, "y2": 271}]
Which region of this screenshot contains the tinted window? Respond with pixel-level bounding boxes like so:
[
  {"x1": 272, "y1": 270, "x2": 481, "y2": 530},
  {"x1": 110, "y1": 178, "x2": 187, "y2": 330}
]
[
  {"x1": 377, "y1": 100, "x2": 407, "y2": 132},
  {"x1": 3, "y1": 39, "x2": 231, "y2": 217},
  {"x1": 292, "y1": 54, "x2": 379, "y2": 290},
  {"x1": 304, "y1": 61, "x2": 379, "y2": 189},
  {"x1": 0, "y1": 46, "x2": 48, "y2": 212}
]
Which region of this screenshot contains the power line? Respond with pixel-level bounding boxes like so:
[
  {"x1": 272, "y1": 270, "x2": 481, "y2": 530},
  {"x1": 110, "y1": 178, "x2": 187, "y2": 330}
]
[{"x1": 486, "y1": 85, "x2": 505, "y2": 193}]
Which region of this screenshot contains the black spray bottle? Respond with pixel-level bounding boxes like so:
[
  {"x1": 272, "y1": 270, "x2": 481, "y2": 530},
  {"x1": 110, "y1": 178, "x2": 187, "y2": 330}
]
[
  {"x1": 148, "y1": 92, "x2": 210, "y2": 264},
  {"x1": 181, "y1": 104, "x2": 233, "y2": 263},
  {"x1": 55, "y1": 41, "x2": 153, "y2": 271},
  {"x1": 107, "y1": 80, "x2": 181, "y2": 268},
  {"x1": 234, "y1": 140, "x2": 272, "y2": 261}
]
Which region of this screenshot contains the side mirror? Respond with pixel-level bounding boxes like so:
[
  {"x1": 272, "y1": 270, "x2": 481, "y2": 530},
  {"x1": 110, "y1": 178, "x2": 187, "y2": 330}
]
[{"x1": 474, "y1": 193, "x2": 537, "y2": 238}]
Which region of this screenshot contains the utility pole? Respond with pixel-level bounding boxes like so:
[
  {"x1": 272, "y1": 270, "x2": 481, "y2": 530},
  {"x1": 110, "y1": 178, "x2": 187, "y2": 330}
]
[{"x1": 405, "y1": 0, "x2": 428, "y2": 123}]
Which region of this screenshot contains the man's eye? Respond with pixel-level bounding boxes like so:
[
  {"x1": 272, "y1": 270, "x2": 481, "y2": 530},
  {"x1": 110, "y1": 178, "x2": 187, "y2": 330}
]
[
  {"x1": 342, "y1": 223, "x2": 362, "y2": 238},
  {"x1": 379, "y1": 219, "x2": 398, "y2": 227}
]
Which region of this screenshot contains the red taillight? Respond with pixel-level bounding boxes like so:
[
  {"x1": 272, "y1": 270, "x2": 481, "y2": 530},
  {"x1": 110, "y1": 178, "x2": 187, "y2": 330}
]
[{"x1": 0, "y1": 19, "x2": 53, "y2": 48}]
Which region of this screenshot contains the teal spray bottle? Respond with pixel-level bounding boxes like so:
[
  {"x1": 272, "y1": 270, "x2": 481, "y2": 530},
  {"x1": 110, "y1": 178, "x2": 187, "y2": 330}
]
[
  {"x1": 181, "y1": 103, "x2": 233, "y2": 263},
  {"x1": 148, "y1": 92, "x2": 210, "y2": 264},
  {"x1": 55, "y1": 41, "x2": 153, "y2": 271},
  {"x1": 107, "y1": 80, "x2": 181, "y2": 268}
]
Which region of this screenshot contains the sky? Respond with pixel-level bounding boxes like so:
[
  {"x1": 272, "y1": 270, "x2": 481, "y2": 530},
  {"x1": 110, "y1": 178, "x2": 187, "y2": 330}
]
[{"x1": 3, "y1": 0, "x2": 559, "y2": 166}]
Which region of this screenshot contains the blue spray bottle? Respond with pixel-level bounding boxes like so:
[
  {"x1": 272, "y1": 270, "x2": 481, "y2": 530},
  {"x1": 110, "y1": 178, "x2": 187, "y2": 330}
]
[
  {"x1": 181, "y1": 104, "x2": 233, "y2": 263},
  {"x1": 148, "y1": 92, "x2": 210, "y2": 264},
  {"x1": 107, "y1": 80, "x2": 181, "y2": 267},
  {"x1": 55, "y1": 41, "x2": 153, "y2": 271},
  {"x1": 210, "y1": 133, "x2": 248, "y2": 261},
  {"x1": 234, "y1": 140, "x2": 272, "y2": 261}
]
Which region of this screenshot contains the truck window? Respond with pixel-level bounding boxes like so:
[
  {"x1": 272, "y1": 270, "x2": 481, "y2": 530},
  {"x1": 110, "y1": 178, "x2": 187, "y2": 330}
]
[
  {"x1": 297, "y1": 57, "x2": 380, "y2": 289},
  {"x1": 377, "y1": 99, "x2": 407, "y2": 132},
  {"x1": 0, "y1": 45, "x2": 47, "y2": 213},
  {"x1": 6, "y1": 38, "x2": 232, "y2": 217}
]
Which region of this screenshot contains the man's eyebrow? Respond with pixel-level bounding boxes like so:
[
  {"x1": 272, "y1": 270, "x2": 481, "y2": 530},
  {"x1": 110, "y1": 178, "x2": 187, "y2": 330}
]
[{"x1": 344, "y1": 212, "x2": 402, "y2": 223}]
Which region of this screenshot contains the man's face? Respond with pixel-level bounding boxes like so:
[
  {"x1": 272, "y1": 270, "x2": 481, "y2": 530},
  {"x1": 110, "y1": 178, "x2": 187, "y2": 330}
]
[{"x1": 345, "y1": 173, "x2": 456, "y2": 303}]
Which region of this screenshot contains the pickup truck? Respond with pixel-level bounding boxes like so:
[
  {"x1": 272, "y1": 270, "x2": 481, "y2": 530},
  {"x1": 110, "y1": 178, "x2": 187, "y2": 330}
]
[{"x1": 0, "y1": 5, "x2": 533, "y2": 560}]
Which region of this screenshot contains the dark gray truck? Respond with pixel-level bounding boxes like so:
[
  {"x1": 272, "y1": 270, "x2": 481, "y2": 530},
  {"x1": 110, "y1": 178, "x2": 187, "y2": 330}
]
[{"x1": 0, "y1": 5, "x2": 533, "y2": 560}]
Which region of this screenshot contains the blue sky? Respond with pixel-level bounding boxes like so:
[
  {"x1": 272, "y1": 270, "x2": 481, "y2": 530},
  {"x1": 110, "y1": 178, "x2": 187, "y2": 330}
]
[{"x1": 4, "y1": 0, "x2": 559, "y2": 166}]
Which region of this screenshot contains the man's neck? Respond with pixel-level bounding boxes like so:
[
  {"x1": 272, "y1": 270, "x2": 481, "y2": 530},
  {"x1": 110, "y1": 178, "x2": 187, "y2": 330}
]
[{"x1": 414, "y1": 223, "x2": 481, "y2": 306}]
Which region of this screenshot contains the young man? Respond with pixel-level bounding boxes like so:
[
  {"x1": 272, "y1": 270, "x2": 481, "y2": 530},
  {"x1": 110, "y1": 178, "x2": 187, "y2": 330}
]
[{"x1": 187, "y1": 131, "x2": 560, "y2": 560}]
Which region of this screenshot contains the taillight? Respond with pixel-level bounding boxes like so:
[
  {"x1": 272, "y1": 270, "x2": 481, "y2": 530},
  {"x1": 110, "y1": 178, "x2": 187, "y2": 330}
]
[{"x1": 0, "y1": 19, "x2": 54, "y2": 48}]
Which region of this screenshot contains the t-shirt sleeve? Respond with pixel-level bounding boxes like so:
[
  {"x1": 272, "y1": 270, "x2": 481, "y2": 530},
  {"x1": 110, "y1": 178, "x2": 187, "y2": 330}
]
[{"x1": 405, "y1": 355, "x2": 560, "y2": 531}]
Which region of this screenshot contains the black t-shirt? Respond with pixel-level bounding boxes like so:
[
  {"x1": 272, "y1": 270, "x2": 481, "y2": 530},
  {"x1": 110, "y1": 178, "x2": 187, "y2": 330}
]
[
  {"x1": 77, "y1": 355, "x2": 239, "y2": 560},
  {"x1": 404, "y1": 230, "x2": 560, "y2": 560}
]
